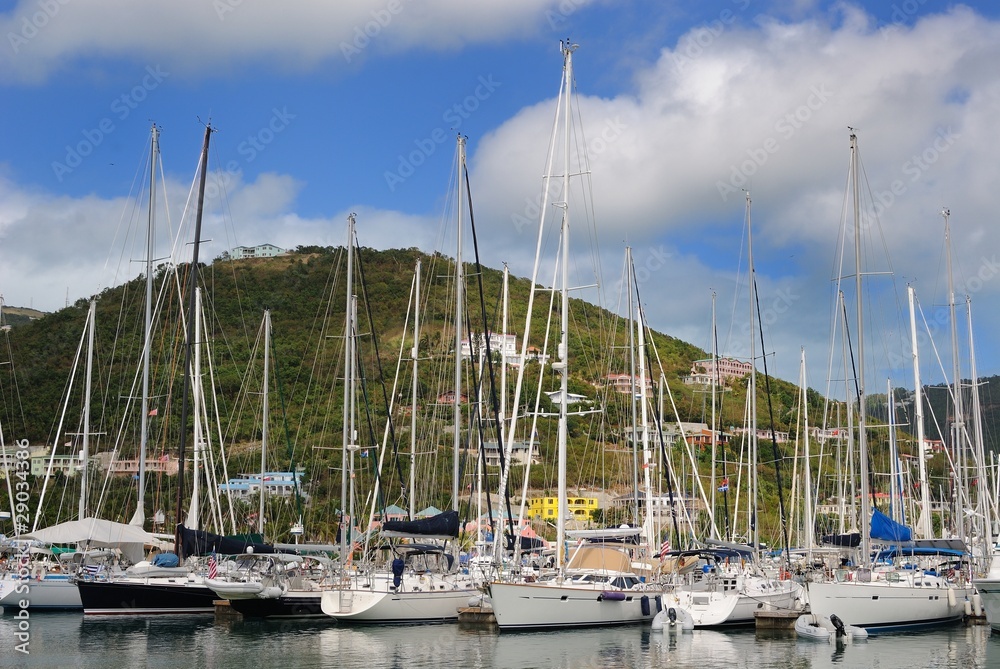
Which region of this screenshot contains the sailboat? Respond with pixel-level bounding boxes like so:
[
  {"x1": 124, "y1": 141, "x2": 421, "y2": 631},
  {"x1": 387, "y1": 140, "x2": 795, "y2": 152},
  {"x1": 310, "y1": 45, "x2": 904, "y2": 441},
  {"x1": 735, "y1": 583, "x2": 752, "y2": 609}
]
[
  {"x1": 662, "y1": 193, "x2": 803, "y2": 628},
  {"x1": 320, "y1": 141, "x2": 479, "y2": 624},
  {"x1": 77, "y1": 126, "x2": 245, "y2": 615},
  {"x1": 804, "y1": 131, "x2": 972, "y2": 631},
  {"x1": 485, "y1": 42, "x2": 659, "y2": 631}
]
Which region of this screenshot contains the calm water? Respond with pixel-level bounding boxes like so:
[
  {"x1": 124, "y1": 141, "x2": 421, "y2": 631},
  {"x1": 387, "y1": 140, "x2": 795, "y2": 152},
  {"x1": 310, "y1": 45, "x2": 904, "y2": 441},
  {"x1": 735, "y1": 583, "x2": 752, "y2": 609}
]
[{"x1": 2, "y1": 613, "x2": 999, "y2": 668}]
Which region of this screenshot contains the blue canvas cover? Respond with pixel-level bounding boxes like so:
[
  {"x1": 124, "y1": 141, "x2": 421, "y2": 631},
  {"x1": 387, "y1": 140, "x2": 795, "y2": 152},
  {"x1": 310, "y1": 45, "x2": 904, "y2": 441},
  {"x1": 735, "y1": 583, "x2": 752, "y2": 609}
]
[{"x1": 869, "y1": 509, "x2": 912, "y2": 542}]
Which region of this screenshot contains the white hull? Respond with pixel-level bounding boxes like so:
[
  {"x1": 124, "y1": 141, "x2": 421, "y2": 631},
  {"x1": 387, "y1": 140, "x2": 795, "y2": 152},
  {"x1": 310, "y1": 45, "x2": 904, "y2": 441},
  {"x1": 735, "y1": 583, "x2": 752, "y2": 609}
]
[
  {"x1": 807, "y1": 577, "x2": 969, "y2": 630},
  {"x1": 973, "y1": 578, "x2": 1000, "y2": 629},
  {"x1": 320, "y1": 585, "x2": 473, "y2": 623},
  {"x1": 795, "y1": 613, "x2": 868, "y2": 641},
  {"x1": 0, "y1": 575, "x2": 81, "y2": 610},
  {"x1": 205, "y1": 578, "x2": 284, "y2": 600},
  {"x1": 665, "y1": 578, "x2": 803, "y2": 627},
  {"x1": 487, "y1": 580, "x2": 657, "y2": 630}
]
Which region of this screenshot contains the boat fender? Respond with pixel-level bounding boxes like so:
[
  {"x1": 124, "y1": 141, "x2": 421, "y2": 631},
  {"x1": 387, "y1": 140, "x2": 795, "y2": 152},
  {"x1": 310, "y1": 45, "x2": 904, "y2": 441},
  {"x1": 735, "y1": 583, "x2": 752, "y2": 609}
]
[
  {"x1": 948, "y1": 587, "x2": 956, "y2": 608},
  {"x1": 974, "y1": 593, "x2": 984, "y2": 617},
  {"x1": 641, "y1": 595, "x2": 650, "y2": 616},
  {"x1": 965, "y1": 599, "x2": 973, "y2": 616},
  {"x1": 654, "y1": 594, "x2": 662, "y2": 612}
]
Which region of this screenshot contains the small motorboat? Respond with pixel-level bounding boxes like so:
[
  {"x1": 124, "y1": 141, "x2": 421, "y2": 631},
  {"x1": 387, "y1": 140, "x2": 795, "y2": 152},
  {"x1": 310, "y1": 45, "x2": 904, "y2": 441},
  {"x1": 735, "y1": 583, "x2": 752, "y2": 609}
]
[{"x1": 651, "y1": 606, "x2": 694, "y2": 632}]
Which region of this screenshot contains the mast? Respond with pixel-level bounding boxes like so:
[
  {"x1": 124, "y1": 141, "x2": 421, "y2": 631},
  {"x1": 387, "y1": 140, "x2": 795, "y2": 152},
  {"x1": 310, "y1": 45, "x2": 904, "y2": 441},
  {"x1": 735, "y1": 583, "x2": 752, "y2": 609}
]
[
  {"x1": 131, "y1": 123, "x2": 158, "y2": 527},
  {"x1": 174, "y1": 122, "x2": 212, "y2": 559},
  {"x1": 259, "y1": 308, "x2": 270, "y2": 535},
  {"x1": 626, "y1": 248, "x2": 640, "y2": 526},
  {"x1": 710, "y1": 290, "x2": 718, "y2": 538},
  {"x1": 409, "y1": 260, "x2": 420, "y2": 518},
  {"x1": 908, "y1": 285, "x2": 933, "y2": 538},
  {"x1": 801, "y1": 348, "x2": 815, "y2": 557},
  {"x1": 745, "y1": 191, "x2": 759, "y2": 551},
  {"x1": 554, "y1": 40, "x2": 575, "y2": 574},
  {"x1": 339, "y1": 214, "x2": 356, "y2": 568},
  {"x1": 943, "y1": 209, "x2": 967, "y2": 541},
  {"x1": 849, "y1": 131, "x2": 872, "y2": 565},
  {"x1": 79, "y1": 299, "x2": 96, "y2": 519},
  {"x1": 453, "y1": 135, "x2": 466, "y2": 512},
  {"x1": 185, "y1": 288, "x2": 204, "y2": 531}
]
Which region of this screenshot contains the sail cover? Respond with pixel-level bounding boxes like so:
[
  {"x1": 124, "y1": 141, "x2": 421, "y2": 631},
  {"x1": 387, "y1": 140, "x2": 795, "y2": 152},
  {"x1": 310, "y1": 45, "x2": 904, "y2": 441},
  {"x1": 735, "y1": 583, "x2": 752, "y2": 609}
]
[
  {"x1": 869, "y1": 509, "x2": 912, "y2": 542},
  {"x1": 18, "y1": 517, "x2": 154, "y2": 564},
  {"x1": 178, "y1": 524, "x2": 284, "y2": 556},
  {"x1": 381, "y1": 510, "x2": 460, "y2": 539}
]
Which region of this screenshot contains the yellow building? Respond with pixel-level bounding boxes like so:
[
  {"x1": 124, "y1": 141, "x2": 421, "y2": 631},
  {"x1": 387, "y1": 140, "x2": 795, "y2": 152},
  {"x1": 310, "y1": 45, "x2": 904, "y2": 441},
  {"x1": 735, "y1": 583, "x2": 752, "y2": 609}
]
[{"x1": 528, "y1": 495, "x2": 598, "y2": 522}]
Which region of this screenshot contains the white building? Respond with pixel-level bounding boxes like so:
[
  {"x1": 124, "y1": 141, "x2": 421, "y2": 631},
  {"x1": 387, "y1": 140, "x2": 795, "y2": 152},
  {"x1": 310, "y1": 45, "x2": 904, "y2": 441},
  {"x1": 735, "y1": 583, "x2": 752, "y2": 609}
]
[
  {"x1": 460, "y1": 332, "x2": 548, "y2": 366},
  {"x1": 683, "y1": 357, "x2": 753, "y2": 385},
  {"x1": 231, "y1": 244, "x2": 286, "y2": 260}
]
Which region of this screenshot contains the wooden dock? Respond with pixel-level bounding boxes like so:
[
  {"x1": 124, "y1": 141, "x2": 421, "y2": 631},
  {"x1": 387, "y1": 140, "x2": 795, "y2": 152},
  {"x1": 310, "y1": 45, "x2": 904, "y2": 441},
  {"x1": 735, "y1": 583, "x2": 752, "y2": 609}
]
[{"x1": 754, "y1": 608, "x2": 801, "y2": 631}]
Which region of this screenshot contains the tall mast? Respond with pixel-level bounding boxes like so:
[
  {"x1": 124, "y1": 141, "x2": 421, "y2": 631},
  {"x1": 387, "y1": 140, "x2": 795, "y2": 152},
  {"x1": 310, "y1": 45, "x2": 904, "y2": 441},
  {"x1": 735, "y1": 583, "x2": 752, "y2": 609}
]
[
  {"x1": 409, "y1": 260, "x2": 420, "y2": 518},
  {"x1": 944, "y1": 209, "x2": 966, "y2": 541},
  {"x1": 185, "y1": 288, "x2": 203, "y2": 531},
  {"x1": 850, "y1": 131, "x2": 872, "y2": 565},
  {"x1": 79, "y1": 299, "x2": 96, "y2": 519},
  {"x1": 131, "y1": 123, "x2": 158, "y2": 527},
  {"x1": 908, "y1": 285, "x2": 933, "y2": 538},
  {"x1": 339, "y1": 214, "x2": 356, "y2": 567},
  {"x1": 801, "y1": 348, "x2": 815, "y2": 557},
  {"x1": 554, "y1": 40, "x2": 576, "y2": 574},
  {"x1": 710, "y1": 290, "x2": 718, "y2": 538},
  {"x1": 452, "y1": 135, "x2": 466, "y2": 512},
  {"x1": 626, "y1": 248, "x2": 640, "y2": 526},
  {"x1": 174, "y1": 123, "x2": 212, "y2": 559},
  {"x1": 259, "y1": 308, "x2": 270, "y2": 535}
]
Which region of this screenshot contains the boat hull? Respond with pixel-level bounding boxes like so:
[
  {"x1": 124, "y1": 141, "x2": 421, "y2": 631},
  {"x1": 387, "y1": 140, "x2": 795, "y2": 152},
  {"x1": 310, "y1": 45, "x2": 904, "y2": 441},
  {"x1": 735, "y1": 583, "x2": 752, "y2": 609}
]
[
  {"x1": 228, "y1": 591, "x2": 326, "y2": 618},
  {"x1": 807, "y1": 579, "x2": 970, "y2": 631},
  {"x1": 320, "y1": 586, "x2": 473, "y2": 623},
  {"x1": 973, "y1": 578, "x2": 1000, "y2": 630},
  {"x1": 666, "y1": 579, "x2": 803, "y2": 627},
  {"x1": 0, "y1": 575, "x2": 82, "y2": 611},
  {"x1": 76, "y1": 578, "x2": 217, "y2": 615},
  {"x1": 486, "y1": 581, "x2": 657, "y2": 630}
]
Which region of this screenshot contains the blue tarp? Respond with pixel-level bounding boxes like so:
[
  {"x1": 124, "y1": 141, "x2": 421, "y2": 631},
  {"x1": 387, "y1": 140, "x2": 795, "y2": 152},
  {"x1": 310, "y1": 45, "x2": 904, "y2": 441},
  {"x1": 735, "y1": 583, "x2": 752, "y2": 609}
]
[{"x1": 869, "y1": 509, "x2": 912, "y2": 542}]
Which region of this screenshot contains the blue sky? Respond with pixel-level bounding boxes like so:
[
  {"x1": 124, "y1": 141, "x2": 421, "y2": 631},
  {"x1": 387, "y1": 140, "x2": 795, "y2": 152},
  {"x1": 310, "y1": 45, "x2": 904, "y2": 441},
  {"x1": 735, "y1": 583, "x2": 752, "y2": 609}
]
[{"x1": 2, "y1": 0, "x2": 1000, "y2": 391}]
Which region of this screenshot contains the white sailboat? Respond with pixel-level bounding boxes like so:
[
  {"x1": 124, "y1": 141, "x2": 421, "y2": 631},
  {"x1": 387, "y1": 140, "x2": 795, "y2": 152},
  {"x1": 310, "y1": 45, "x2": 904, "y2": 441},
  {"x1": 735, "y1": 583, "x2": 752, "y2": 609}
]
[
  {"x1": 320, "y1": 195, "x2": 477, "y2": 624},
  {"x1": 486, "y1": 42, "x2": 658, "y2": 631},
  {"x1": 805, "y1": 131, "x2": 972, "y2": 631}
]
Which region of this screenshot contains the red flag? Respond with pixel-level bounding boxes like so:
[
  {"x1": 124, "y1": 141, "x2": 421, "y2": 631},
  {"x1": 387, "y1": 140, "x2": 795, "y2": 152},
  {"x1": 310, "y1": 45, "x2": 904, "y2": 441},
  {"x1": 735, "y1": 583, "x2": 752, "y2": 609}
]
[
  {"x1": 148, "y1": 408, "x2": 158, "y2": 416},
  {"x1": 208, "y1": 555, "x2": 217, "y2": 580}
]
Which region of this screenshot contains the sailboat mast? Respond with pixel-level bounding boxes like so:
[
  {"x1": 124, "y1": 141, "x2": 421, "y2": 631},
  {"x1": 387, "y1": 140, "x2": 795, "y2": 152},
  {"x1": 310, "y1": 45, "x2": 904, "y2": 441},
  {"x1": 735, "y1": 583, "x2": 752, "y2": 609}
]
[
  {"x1": 340, "y1": 214, "x2": 356, "y2": 565},
  {"x1": 133, "y1": 123, "x2": 158, "y2": 527},
  {"x1": 801, "y1": 348, "x2": 815, "y2": 557},
  {"x1": 259, "y1": 308, "x2": 270, "y2": 535},
  {"x1": 850, "y1": 131, "x2": 872, "y2": 565},
  {"x1": 626, "y1": 248, "x2": 640, "y2": 526},
  {"x1": 555, "y1": 40, "x2": 575, "y2": 573},
  {"x1": 908, "y1": 285, "x2": 932, "y2": 538},
  {"x1": 409, "y1": 260, "x2": 420, "y2": 518},
  {"x1": 710, "y1": 291, "x2": 718, "y2": 538},
  {"x1": 745, "y1": 191, "x2": 759, "y2": 552},
  {"x1": 174, "y1": 123, "x2": 212, "y2": 559},
  {"x1": 944, "y1": 209, "x2": 967, "y2": 541},
  {"x1": 453, "y1": 136, "x2": 466, "y2": 512},
  {"x1": 79, "y1": 299, "x2": 96, "y2": 519}
]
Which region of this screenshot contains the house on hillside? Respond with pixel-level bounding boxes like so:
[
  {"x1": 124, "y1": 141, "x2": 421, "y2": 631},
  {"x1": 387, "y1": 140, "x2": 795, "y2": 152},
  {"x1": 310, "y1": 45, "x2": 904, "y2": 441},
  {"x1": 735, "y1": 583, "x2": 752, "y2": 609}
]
[{"x1": 230, "y1": 244, "x2": 286, "y2": 260}]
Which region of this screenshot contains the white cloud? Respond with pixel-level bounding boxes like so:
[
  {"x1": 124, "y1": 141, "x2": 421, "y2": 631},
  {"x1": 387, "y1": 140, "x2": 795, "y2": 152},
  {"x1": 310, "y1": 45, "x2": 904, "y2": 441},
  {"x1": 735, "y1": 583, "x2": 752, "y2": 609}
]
[{"x1": 1, "y1": 0, "x2": 588, "y2": 83}]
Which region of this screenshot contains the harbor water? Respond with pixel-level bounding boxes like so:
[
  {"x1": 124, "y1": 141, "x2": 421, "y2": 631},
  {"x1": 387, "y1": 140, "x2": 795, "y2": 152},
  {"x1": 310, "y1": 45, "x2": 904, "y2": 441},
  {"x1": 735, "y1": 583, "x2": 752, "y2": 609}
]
[{"x1": 2, "y1": 613, "x2": 999, "y2": 668}]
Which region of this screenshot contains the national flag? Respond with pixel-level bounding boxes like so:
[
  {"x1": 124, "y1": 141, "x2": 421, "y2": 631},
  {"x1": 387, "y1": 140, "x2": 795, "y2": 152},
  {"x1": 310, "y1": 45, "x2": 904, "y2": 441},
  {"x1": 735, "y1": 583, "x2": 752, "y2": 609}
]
[
  {"x1": 718, "y1": 477, "x2": 729, "y2": 492},
  {"x1": 82, "y1": 564, "x2": 104, "y2": 576},
  {"x1": 660, "y1": 539, "x2": 670, "y2": 557},
  {"x1": 208, "y1": 554, "x2": 217, "y2": 580},
  {"x1": 148, "y1": 408, "x2": 158, "y2": 416}
]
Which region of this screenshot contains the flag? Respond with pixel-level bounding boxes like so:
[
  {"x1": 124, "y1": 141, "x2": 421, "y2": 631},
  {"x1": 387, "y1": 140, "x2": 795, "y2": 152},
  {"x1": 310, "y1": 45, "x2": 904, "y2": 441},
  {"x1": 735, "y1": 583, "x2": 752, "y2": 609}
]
[
  {"x1": 159, "y1": 454, "x2": 169, "y2": 462},
  {"x1": 718, "y1": 477, "x2": 729, "y2": 492},
  {"x1": 660, "y1": 539, "x2": 670, "y2": 556},
  {"x1": 82, "y1": 564, "x2": 104, "y2": 576},
  {"x1": 360, "y1": 450, "x2": 369, "y2": 458},
  {"x1": 208, "y1": 554, "x2": 217, "y2": 580},
  {"x1": 148, "y1": 408, "x2": 158, "y2": 416}
]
